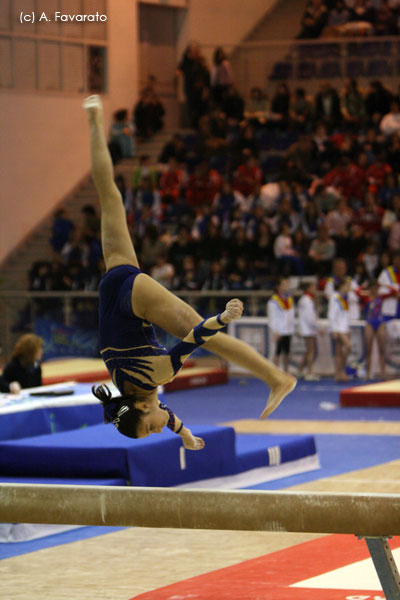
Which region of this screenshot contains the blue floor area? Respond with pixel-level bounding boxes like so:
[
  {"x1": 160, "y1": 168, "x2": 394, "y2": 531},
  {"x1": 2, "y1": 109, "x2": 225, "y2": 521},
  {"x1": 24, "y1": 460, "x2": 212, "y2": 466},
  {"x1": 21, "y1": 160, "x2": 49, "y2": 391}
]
[
  {"x1": 245, "y1": 434, "x2": 400, "y2": 490},
  {"x1": 0, "y1": 526, "x2": 124, "y2": 560},
  {"x1": 165, "y1": 378, "x2": 400, "y2": 424},
  {"x1": 1, "y1": 378, "x2": 399, "y2": 561}
]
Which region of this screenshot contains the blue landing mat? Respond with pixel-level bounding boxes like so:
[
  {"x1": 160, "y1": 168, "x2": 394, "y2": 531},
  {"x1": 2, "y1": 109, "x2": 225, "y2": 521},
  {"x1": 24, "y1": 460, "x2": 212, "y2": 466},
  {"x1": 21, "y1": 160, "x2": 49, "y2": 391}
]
[
  {"x1": 235, "y1": 434, "x2": 316, "y2": 471},
  {"x1": 0, "y1": 423, "x2": 317, "y2": 488},
  {"x1": 0, "y1": 403, "x2": 104, "y2": 442},
  {"x1": 0, "y1": 383, "x2": 166, "y2": 441},
  {"x1": 0, "y1": 423, "x2": 236, "y2": 487}
]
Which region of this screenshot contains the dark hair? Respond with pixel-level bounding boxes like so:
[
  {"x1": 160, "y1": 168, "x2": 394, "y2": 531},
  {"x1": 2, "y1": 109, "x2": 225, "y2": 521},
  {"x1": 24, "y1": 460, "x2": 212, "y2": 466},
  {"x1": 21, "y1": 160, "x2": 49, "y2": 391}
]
[
  {"x1": 213, "y1": 46, "x2": 226, "y2": 66},
  {"x1": 277, "y1": 276, "x2": 289, "y2": 287},
  {"x1": 300, "y1": 280, "x2": 314, "y2": 292},
  {"x1": 92, "y1": 384, "x2": 145, "y2": 439},
  {"x1": 81, "y1": 204, "x2": 96, "y2": 215},
  {"x1": 114, "y1": 109, "x2": 128, "y2": 122}
]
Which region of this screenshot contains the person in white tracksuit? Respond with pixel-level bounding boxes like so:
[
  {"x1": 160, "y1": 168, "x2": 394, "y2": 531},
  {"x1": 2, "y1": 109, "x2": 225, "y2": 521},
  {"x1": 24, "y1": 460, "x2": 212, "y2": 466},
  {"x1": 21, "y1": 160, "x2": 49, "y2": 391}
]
[
  {"x1": 328, "y1": 278, "x2": 352, "y2": 381},
  {"x1": 377, "y1": 251, "x2": 400, "y2": 323},
  {"x1": 267, "y1": 277, "x2": 295, "y2": 371},
  {"x1": 297, "y1": 281, "x2": 319, "y2": 381},
  {"x1": 324, "y1": 258, "x2": 360, "y2": 320}
]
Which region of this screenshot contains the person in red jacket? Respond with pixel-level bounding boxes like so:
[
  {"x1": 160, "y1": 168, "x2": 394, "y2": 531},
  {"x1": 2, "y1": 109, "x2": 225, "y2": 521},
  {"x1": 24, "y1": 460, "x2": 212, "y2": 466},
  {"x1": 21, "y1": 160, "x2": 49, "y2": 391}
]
[
  {"x1": 233, "y1": 153, "x2": 263, "y2": 198},
  {"x1": 186, "y1": 160, "x2": 222, "y2": 208},
  {"x1": 366, "y1": 150, "x2": 392, "y2": 186},
  {"x1": 355, "y1": 192, "x2": 384, "y2": 235}
]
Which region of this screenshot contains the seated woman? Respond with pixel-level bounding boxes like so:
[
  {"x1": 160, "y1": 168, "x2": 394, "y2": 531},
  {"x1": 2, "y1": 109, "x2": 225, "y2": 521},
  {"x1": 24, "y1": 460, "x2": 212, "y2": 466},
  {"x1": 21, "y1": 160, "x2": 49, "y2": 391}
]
[
  {"x1": 83, "y1": 95, "x2": 296, "y2": 450},
  {"x1": 2, "y1": 334, "x2": 43, "y2": 392}
]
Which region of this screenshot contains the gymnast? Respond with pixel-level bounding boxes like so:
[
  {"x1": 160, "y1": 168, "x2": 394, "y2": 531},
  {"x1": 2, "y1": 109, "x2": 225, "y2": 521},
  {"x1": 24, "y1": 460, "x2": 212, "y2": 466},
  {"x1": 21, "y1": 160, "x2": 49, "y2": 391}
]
[{"x1": 83, "y1": 95, "x2": 296, "y2": 450}]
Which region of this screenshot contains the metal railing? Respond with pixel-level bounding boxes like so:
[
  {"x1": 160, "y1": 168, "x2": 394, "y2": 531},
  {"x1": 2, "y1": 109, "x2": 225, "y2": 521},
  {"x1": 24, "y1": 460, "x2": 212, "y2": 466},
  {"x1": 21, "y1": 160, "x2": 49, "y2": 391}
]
[
  {"x1": 200, "y1": 35, "x2": 400, "y2": 96},
  {"x1": 0, "y1": 288, "x2": 324, "y2": 359}
]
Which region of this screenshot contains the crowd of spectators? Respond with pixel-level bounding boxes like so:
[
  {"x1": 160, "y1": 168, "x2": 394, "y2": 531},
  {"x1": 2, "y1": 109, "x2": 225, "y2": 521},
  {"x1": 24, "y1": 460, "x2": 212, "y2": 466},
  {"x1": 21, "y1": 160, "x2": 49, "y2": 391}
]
[
  {"x1": 109, "y1": 73, "x2": 400, "y2": 308},
  {"x1": 27, "y1": 206, "x2": 103, "y2": 326},
  {"x1": 26, "y1": 42, "x2": 400, "y2": 322},
  {"x1": 299, "y1": 0, "x2": 400, "y2": 38}
]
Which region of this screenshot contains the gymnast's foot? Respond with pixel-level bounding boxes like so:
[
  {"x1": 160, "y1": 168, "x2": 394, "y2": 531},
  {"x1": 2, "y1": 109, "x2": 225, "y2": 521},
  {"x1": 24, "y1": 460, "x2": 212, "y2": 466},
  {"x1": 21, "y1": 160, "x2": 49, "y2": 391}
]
[
  {"x1": 83, "y1": 94, "x2": 103, "y2": 125},
  {"x1": 260, "y1": 373, "x2": 297, "y2": 419},
  {"x1": 221, "y1": 299, "x2": 244, "y2": 323}
]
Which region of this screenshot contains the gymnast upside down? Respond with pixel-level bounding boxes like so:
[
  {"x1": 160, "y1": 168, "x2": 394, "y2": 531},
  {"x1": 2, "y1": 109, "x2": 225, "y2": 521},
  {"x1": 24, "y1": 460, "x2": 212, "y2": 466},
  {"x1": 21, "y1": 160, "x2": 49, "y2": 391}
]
[{"x1": 84, "y1": 95, "x2": 296, "y2": 450}]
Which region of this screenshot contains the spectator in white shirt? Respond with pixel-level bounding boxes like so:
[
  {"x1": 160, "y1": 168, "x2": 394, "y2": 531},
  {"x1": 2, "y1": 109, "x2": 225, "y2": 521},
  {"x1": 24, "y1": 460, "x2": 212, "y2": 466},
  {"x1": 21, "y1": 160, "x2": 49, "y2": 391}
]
[
  {"x1": 328, "y1": 278, "x2": 352, "y2": 381},
  {"x1": 297, "y1": 281, "x2": 320, "y2": 380},
  {"x1": 267, "y1": 277, "x2": 295, "y2": 371},
  {"x1": 380, "y1": 101, "x2": 400, "y2": 138}
]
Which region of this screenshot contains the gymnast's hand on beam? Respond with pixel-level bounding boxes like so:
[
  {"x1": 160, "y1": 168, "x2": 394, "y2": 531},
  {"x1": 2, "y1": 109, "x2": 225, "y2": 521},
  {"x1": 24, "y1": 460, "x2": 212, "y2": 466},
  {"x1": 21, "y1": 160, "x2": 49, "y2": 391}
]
[
  {"x1": 181, "y1": 429, "x2": 205, "y2": 451},
  {"x1": 221, "y1": 299, "x2": 244, "y2": 323}
]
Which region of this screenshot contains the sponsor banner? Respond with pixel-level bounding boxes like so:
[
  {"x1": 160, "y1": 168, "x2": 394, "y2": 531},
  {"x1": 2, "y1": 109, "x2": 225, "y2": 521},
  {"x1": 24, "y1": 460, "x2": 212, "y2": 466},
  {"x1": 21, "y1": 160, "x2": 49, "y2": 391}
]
[{"x1": 35, "y1": 317, "x2": 99, "y2": 360}]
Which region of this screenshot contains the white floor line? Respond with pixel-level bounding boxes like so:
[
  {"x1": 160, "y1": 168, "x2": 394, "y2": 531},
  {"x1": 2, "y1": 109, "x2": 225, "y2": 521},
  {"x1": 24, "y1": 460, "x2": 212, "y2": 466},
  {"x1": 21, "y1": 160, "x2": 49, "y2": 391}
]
[{"x1": 176, "y1": 454, "x2": 320, "y2": 490}]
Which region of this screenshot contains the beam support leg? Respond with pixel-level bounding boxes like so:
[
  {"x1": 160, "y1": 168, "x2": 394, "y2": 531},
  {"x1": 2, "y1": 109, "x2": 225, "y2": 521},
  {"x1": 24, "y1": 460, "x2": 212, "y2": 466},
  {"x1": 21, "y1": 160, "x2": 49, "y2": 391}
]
[{"x1": 361, "y1": 537, "x2": 400, "y2": 600}]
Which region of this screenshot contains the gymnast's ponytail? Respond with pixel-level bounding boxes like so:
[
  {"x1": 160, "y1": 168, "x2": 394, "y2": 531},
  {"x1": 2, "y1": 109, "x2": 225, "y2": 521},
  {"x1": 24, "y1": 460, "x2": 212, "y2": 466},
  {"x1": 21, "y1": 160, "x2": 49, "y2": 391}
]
[{"x1": 91, "y1": 384, "x2": 144, "y2": 439}]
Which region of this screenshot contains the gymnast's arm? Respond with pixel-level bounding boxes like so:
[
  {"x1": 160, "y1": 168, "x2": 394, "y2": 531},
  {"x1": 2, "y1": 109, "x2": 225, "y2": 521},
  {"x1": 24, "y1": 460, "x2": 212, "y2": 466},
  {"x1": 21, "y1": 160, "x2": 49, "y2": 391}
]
[{"x1": 159, "y1": 401, "x2": 205, "y2": 450}]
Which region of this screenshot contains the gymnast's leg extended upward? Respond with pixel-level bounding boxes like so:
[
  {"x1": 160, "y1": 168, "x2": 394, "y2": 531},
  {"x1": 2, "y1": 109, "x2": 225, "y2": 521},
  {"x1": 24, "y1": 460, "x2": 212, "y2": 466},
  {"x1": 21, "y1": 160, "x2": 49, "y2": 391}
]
[{"x1": 83, "y1": 95, "x2": 296, "y2": 418}]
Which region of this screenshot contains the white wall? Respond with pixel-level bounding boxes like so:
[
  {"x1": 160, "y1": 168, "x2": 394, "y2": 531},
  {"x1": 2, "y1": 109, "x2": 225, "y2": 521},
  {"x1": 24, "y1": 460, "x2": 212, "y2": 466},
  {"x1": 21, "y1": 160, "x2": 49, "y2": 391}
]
[
  {"x1": 178, "y1": 0, "x2": 279, "y2": 53},
  {"x1": 0, "y1": 0, "x2": 139, "y2": 265},
  {"x1": 0, "y1": 0, "x2": 276, "y2": 264}
]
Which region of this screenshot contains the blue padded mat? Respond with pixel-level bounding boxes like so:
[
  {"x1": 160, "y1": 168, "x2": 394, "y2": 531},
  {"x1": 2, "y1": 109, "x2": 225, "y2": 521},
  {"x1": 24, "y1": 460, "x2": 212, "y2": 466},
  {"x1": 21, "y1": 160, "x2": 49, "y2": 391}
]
[
  {"x1": 0, "y1": 404, "x2": 104, "y2": 442},
  {"x1": 0, "y1": 383, "x2": 167, "y2": 441},
  {"x1": 235, "y1": 434, "x2": 316, "y2": 471},
  {"x1": 0, "y1": 423, "x2": 237, "y2": 487}
]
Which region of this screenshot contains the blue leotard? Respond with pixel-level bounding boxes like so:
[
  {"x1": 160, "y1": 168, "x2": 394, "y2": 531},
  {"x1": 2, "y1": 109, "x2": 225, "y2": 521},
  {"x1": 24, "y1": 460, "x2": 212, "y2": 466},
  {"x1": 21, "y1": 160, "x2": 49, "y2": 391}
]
[
  {"x1": 98, "y1": 265, "x2": 226, "y2": 393},
  {"x1": 365, "y1": 296, "x2": 385, "y2": 332}
]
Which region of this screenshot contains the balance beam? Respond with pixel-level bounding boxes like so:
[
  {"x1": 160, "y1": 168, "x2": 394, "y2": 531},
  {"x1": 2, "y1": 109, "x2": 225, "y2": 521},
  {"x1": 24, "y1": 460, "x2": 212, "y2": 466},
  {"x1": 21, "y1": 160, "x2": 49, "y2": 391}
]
[{"x1": 1, "y1": 484, "x2": 399, "y2": 537}]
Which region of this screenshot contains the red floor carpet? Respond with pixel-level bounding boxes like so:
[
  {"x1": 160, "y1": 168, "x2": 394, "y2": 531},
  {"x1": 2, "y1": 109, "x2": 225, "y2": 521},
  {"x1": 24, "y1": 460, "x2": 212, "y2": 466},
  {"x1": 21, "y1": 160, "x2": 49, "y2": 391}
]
[{"x1": 132, "y1": 534, "x2": 399, "y2": 600}]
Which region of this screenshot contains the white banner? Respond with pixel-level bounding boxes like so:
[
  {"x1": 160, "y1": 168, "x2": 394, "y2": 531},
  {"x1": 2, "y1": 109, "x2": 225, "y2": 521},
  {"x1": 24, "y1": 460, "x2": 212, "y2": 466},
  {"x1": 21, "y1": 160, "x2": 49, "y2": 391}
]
[{"x1": 228, "y1": 317, "x2": 400, "y2": 378}]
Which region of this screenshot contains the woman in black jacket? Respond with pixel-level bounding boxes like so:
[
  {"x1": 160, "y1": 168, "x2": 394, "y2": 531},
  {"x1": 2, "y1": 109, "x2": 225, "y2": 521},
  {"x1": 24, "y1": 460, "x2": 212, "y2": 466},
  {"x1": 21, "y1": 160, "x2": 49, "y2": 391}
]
[{"x1": 2, "y1": 334, "x2": 43, "y2": 390}]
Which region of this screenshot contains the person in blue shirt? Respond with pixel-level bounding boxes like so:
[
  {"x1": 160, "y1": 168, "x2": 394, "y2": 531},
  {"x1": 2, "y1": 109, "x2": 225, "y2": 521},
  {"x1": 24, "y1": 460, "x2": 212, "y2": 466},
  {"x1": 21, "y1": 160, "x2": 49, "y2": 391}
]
[{"x1": 83, "y1": 95, "x2": 296, "y2": 449}]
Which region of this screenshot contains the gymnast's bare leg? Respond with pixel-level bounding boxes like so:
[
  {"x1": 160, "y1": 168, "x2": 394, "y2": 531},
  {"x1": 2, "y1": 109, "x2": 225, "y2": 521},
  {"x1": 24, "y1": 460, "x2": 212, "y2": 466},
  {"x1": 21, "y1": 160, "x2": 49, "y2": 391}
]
[{"x1": 83, "y1": 95, "x2": 296, "y2": 418}]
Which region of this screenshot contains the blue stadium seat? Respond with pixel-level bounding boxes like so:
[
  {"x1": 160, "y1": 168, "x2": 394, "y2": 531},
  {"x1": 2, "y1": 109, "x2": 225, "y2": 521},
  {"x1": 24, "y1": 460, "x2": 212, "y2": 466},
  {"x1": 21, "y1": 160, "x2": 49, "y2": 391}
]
[
  {"x1": 318, "y1": 60, "x2": 341, "y2": 78},
  {"x1": 347, "y1": 41, "x2": 392, "y2": 58},
  {"x1": 210, "y1": 154, "x2": 227, "y2": 174},
  {"x1": 296, "y1": 61, "x2": 316, "y2": 79},
  {"x1": 183, "y1": 133, "x2": 197, "y2": 151},
  {"x1": 366, "y1": 59, "x2": 393, "y2": 77},
  {"x1": 256, "y1": 130, "x2": 276, "y2": 151},
  {"x1": 275, "y1": 131, "x2": 298, "y2": 151},
  {"x1": 261, "y1": 154, "x2": 282, "y2": 175},
  {"x1": 298, "y1": 43, "x2": 340, "y2": 59},
  {"x1": 269, "y1": 61, "x2": 293, "y2": 80},
  {"x1": 346, "y1": 60, "x2": 365, "y2": 78}
]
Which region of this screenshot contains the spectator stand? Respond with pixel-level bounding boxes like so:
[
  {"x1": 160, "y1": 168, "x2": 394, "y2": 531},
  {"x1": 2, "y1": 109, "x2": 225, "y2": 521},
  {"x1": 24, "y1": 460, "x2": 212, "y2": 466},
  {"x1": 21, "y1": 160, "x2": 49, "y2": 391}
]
[{"x1": 221, "y1": 36, "x2": 400, "y2": 94}]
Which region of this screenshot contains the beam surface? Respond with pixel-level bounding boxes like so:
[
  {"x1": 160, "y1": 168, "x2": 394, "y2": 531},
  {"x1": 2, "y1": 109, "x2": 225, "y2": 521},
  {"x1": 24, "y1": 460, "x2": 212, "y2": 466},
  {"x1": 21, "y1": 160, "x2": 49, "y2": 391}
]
[{"x1": 0, "y1": 484, "x2": 399, "y2": 536}]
